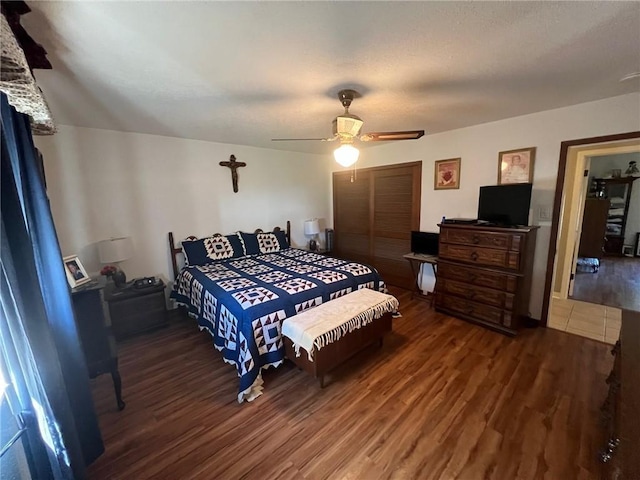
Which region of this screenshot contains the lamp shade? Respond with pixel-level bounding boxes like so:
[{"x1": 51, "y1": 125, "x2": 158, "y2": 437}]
[
  {"x1": 98, "y1": 237, "x2": 133, "y2": 264},
  {"x1": 304, "y1": 219, "x2": 320, "y2": 236},
  {"x1": 334, "y1": 144, "x2": 359, "y2": 167}
]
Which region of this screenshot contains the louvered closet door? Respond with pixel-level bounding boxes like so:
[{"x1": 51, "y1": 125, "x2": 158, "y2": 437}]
[
  {"x1": 333, "y1": 170, "x2": 371, "y2": 265},
  {"x1": 372, "y1": 164, "x2": 421, "y2": 289},
  {"x1": 333, "y1": 162, "x2": 421, "y2": 290}
]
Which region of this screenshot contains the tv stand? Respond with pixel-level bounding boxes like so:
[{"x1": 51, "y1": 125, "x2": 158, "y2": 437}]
[{"x1": 434, "y1": 223, "x2": 538, "y2": 335}]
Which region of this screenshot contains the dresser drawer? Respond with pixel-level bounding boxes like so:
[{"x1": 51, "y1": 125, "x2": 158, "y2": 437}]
[
  {"x1": 439, "y1": 244, "x2": 520, "y2": 270},
  {"x1": 438, "y1": 278, "x2": 514, "y2": 310},
  {"x1": 436, "y1": 293, "x2": 512, "y2": 327},
  {"x1": 438, "y1": 261, "x2": 518, "y2": 293},
  {"x1": 441, "y1": 228, "x2": 520, "y2": 251}
]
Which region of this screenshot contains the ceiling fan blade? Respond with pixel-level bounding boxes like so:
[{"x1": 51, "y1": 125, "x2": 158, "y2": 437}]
[
  {"x1": 359, "y1": 130, "x2": 425, "y2": 142},
  {"x1": 271, "y1": 137, "x2": 334, "y2": 141}
]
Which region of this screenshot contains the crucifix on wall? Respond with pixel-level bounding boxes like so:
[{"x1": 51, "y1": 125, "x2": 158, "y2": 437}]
[{"x1": 219, "y1": 154, "x2": 246, "y2": 193}]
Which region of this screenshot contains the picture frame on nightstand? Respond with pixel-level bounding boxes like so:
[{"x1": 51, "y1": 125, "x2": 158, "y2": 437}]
[{"x1": 63, "y1": 255, "x2": 91, "y2": 288}]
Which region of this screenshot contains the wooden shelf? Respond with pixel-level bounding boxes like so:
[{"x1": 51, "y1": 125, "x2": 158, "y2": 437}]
[{"x1": 590, "y1": 176, "x2": 638, "y2": 255}]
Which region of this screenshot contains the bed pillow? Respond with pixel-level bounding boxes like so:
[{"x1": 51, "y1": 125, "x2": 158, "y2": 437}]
[
  {"x1": 182, "y1": 233, "x2": 245, "y2": 265},
  {"x1": 239, "y1": 231, "x2": 289, "y2": 255}
]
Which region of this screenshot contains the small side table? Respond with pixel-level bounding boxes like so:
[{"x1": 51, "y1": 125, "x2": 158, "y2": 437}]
[
  {"x1": 71, "y1": 282, "x2": 125, "y2": 411},
  {"x1": 403, "y1": 253, "x2": 438, "y2": 304},
  {"x1": 104, "y1": 280, "x2": 167, "y2": 341},
  {"x1": 301, "y1": 247, "x2": 331, "y2": 256}
]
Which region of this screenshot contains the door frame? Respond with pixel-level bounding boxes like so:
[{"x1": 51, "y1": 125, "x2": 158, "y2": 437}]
[
  {"x1": 567, "y1": 159, "x2": 591, "y2": 297},
  {"x1": 541, "y1": 131, "x2": 640, "y2": 326}
]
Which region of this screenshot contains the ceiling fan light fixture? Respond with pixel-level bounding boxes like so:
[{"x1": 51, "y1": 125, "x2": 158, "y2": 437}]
[{"x1": 334, "y1": 143, "x2": 359, "y2": 167}]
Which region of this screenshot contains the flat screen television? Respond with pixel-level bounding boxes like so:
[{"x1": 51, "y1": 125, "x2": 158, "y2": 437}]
[
  {"x1": 411, "y1": 231, "x2": 439, "y2": 255},
  {"x1": 477, "y1": 183, "x2": 533, "y2": 227}
]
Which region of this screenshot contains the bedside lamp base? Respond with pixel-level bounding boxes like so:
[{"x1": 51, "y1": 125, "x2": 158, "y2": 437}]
[{"x1": 113, "y1": 270, "x2": 127, "y2": 288}]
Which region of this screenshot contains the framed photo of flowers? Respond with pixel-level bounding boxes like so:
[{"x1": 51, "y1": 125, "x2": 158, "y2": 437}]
[
  {"x1": 498, "y1": 147, "x2": 536, "y2": 185},
  {"x1": 63, "y1": 255, "x2": 91, "y2": 288},
  {"x1": 434, "y1": 158, "x2": 461, "y2": 190}
]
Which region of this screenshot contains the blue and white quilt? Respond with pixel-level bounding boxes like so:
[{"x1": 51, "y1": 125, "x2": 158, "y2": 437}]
[{"x1": 170, "y1": 248, "x2": 386, "y2": 402}]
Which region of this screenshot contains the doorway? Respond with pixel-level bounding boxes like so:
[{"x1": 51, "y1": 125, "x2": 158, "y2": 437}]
[
  {"x1": 541, "y1": 131, "x2": 640, "y2": 343},
  {"x1": 571, "y1": 151, "x2": 640, "y2": 311}
]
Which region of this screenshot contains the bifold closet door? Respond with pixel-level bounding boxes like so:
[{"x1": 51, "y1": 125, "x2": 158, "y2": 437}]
[
  {"x1": 333, "y1": 162, "x2": 421, "y2": 289},
  {"x1": 372, "y1": 164, "x2": 421, "y2": 289},
  {"x1": 333, "y1": 169, "x2": 372, "y2": 266}
]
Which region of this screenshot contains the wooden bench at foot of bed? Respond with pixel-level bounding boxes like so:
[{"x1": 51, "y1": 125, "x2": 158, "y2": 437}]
[{"x1": 282, "y1": 289, "x2": 398, "y2": 388}]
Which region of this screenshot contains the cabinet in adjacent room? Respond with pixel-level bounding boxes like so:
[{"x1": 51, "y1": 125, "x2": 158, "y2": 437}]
[
  {"x1": 591, "y1": 176, "x2": 638, "y2": 255},
  {"x1": 434, "y1": 223, "x2": 538, "y2": 336},
  {"x1": 578, "y1": 198, "x2": 610, "y2": 259}
]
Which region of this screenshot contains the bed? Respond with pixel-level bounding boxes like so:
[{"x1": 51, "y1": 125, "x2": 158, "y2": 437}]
[{"x1": 168, "y1": 222, "x2": 388, "y2": 402}]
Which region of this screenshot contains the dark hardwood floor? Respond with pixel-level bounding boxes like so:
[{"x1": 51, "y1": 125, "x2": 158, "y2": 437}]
[
  {"x1": 571, "y1": 256, "x2": 640, "y2": 311},
  {"x1": 88, "y1": 287, "x2": 611, "y2": 480}
]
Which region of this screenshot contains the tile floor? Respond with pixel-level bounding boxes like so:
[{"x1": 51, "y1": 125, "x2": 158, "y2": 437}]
[{"x1": 548, "y1": 297, "x2": 621, "y2": 344}]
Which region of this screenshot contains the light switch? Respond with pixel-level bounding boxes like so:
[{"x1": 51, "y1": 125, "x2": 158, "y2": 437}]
[{"x1": 538, "y1": 205, "x2": 552, "y2": 221}]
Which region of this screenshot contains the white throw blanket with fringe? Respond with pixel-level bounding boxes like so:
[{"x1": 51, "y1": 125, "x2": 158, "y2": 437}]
[{"x1": 282, "y1": 289, "x2": 399, "y2": 361}]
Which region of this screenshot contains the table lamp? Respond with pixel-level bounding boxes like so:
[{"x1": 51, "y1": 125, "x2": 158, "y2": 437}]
[
  {"x1": 304, "y1": 219, "x2": 320, "y2": 251},
  {"x1": 98, "y1": 236, "x2": 133, "y2": 288}
]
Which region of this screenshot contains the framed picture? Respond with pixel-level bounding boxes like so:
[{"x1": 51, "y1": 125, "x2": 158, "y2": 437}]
[
  {"x1": 635, "y1": 232, "x2": 640, "y2": 257},
  {"x1": 434, "y1": 158, "x2": 461, "y2": 190},
  {"x1": 498, "y1": 147, "x2": 536, "y2": 185},
  {"x1": 63, "y1": 255, "x2": 91, "y2": 288}
]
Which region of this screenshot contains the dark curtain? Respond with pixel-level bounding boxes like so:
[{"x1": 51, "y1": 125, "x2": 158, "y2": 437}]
[{"x1": 0, "y1": 93, "x2": 103, "y2": 478}]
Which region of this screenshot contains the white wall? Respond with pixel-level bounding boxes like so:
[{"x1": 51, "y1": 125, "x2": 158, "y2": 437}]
[
  {"x1": 589, "y1": 152, "x2": 640, "y2": 246},
  {"x1": 331, "y1": 93, "x2": 640, "y2": 320},
  {"x1": 35, "y1": 126, "x2": 333, "y2": 288}
]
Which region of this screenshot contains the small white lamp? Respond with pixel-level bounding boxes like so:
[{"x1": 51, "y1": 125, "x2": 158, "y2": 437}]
[
  {"x1": 98, "y1": 236, "x2": 133, "y2": 287},
  {"x1": 304, "y1": 219, "x2": 320, "y2": 251}
]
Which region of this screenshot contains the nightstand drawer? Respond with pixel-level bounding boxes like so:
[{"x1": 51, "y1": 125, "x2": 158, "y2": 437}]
[{"x1": 106, "y1": 284, "x2": 167, "y2": 340}]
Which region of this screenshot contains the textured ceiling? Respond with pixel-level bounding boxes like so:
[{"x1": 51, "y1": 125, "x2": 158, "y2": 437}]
[{"x1": 23, "y1": 1, "x2": 640, "y2": 155}]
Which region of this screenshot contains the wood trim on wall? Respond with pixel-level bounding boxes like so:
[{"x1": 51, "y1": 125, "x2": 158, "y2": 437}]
[{"x1": 540, "y1": 131, "x2": 640, "y2": 327}]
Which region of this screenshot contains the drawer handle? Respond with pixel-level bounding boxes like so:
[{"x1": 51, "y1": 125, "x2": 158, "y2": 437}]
[
  {"x1": 472, "y1": 235, "x2": 480, "y2": 244},
  {"x1": 470, "y1": 252, "x2": 479, "y2": 261}
]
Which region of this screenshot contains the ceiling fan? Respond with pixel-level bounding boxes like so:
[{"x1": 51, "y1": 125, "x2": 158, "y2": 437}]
[{"x1": 272, "y1": 89, "x2": 425, "y2": 166}]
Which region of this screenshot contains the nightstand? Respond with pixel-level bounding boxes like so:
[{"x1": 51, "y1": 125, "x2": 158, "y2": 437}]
[
  {"x1": 302, "y1": 247, "x2": 331, "y2": 255},
  {"x1": 104, "y1": 280, "x2": 167, "y2": 340}
]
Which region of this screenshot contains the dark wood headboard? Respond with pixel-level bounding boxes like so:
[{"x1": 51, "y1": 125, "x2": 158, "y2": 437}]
[{"x1": 168, "y1": 220, "x2": 291, "y2": 279}]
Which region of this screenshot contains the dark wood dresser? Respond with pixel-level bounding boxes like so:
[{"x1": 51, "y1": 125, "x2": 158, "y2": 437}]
[
  {"x1": 600, "y1": 309, "x2": 639, "y2": 479},
  {"x1": 435, "y1": 223, "x2": 538, "y2": 335}
]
